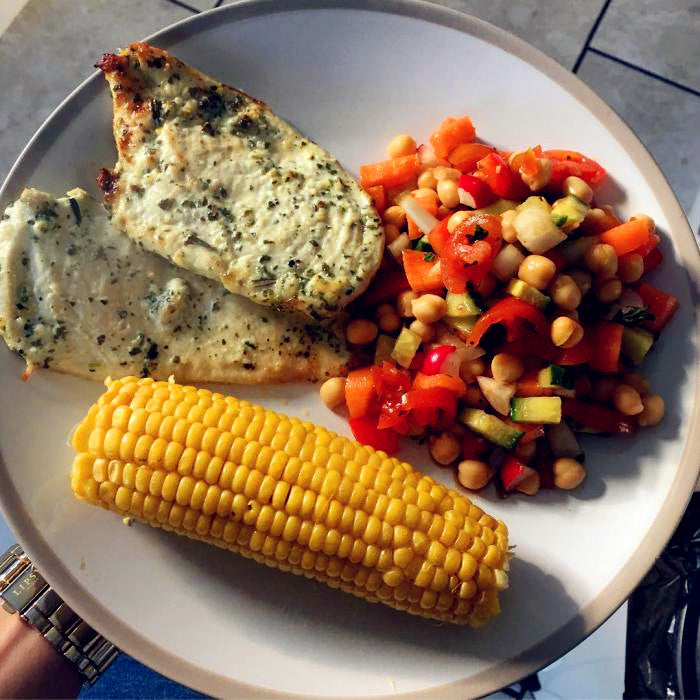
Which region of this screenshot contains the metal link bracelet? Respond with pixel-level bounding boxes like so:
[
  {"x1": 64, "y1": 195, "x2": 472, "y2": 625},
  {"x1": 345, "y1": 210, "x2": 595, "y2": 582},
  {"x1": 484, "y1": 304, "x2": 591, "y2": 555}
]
[{"x1": 0, "y1": 544, "x2": 119, "y2": 684}]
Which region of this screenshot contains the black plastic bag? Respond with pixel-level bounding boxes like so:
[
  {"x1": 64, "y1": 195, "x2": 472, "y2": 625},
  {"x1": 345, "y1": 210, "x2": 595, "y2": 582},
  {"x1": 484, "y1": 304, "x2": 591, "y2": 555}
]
[{"x1": 625, "y1": 492, "x2": 700, "y2": 698}]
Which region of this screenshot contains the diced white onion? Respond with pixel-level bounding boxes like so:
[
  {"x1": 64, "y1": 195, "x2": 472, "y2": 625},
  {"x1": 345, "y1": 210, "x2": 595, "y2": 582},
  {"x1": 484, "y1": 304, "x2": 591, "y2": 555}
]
[{"x1": 399, "y1": 194, "x2": 440, "y2": 235}]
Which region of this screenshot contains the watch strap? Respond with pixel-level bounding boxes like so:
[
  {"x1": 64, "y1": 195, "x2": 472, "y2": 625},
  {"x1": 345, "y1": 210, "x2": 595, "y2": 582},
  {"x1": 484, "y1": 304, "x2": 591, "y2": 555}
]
[{"x1": 0, "y1": 544, "x2": 119, "y2": 684}]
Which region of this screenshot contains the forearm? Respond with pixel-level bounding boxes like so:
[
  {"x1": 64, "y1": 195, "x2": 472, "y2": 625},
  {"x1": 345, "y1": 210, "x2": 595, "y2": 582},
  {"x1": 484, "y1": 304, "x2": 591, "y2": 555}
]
[{"x1": 0, "y1": 606, "x2": 82, "y2": 699}]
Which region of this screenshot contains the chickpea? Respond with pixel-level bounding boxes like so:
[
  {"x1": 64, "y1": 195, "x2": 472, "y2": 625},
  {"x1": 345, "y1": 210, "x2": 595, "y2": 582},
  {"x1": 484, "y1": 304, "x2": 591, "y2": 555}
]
[
  {"x1": 430, "y1": 432, "x2": 461, "y2": 465},
  {"x1": 594, "y1": 277, "x2": 622, "y2": 303},
  {"x1": 447, "y1": 210, "x2": 471, "y2": 233},
  {"x1": 568, "y1": 268, "x2": 593, "y2": 296},
  {"x1": 516, "y1": 471, "x2": 541, "y2": 496},
  {"x1": 383, "y1": 205, "x2": 407, "y2": 228},
  {"x1": 409, "y1": 319, "x2": 435, "y2": 343},
  {"x1": 460, "y1": 358, "x2": 486, "y2": 384},
  {"x1": 591, "y1": 377, "x2": 618, "y2": 403},
  {"x1": 550, "y1": 316, "x2": 584, "y2": 348},
  {"x1": 630, "y1": 213, "x2": 656, "y2": 233},
  {"x1": 584, "y1": 243, "x2": 618, "y2": 279},
  {"x1": 563, "y1": 175, "x2": 594, "y2": 204},
  {"x1": 581, "y1": 207, "x2": 620, "y2": 235},
  {"x1": 618, "y1": 252, "x2": 644, "y2": 283},
  {"x1": 417, "y1": 169, "x2": 438, "y2": 190},
  {"x1": 491, "y1": 353, "x2": 524, "y2": 383},
  {"x1": 346, "y1": 319, "x2": 378, "y2": 345},
  {"x1": 514, "y1": 439, "x2": 536, "y2": 462},
  {"x1": 412, "y1": 188, "x2": 440, "y2": 208},
  {"x1": 518, "y1": 255, "x2": 557, "y2": 290},
  {"x1": 501, "y1": 209, "x2": 518, "y2": 243},
  {"x1": 611, "y1": 384, "x2": 644, "y2": 416},
  {"x1": 387, "y1": 233, "x2": 410, "y2": 260},
  {"x1": 437, "y1": 205, "x2": 453, "y2": 219},
  {"x1": 412, "y1": 294, "x2": 448, "y2": 324},
  {"x1": 319, "y1": 377, "x2": 347, "y2": 410},
  {"x1": 637, "y1": 394, "x2": 665, "y2": 427},
  {"x1": 437, "y1": 178, "x2": 460, "y2": 209},
  {"x1": 622, "y1": 372, "x2": 650, "y2": 395},
  {"x1": 387, "y1": 133, "x2": 417, "y2": 159},
  {"x1": 433, "y1": 166, "x2": 461, "y2": 181},
  {"x1": 553, "y1": 458, "x2": 586, "y2": 490},
  {"x1": 383, "y1": 223, "x2": 401, "y2": 244},
  {"x1": 397, "y1": 290, "x2": 418, "y2": 317},
  {"x1": 457, "y1": 460, "x2": 493, "y2": 490},
  {"x1": 549, "y1": 274, "x2": 582, "y2": 311},
  {"x1": 464, "y1": 384, "x2": 487, "y2": 407},
  {"x1": 376, "y1": 304, "x2": 401, "y2": 333}
]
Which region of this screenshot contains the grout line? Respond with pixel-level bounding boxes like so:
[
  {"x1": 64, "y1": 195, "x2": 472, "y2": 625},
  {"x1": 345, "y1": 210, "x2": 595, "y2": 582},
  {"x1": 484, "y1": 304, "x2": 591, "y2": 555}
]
[
  {"x1": 572, "y1": 0, "x2": 613, "y2": 73},
  {"x1": 164, "y1": 0, "x2": 201, "y2": 13},
  {"x1": 587, "y1": 47, "x2": 700, "y2": 98}
]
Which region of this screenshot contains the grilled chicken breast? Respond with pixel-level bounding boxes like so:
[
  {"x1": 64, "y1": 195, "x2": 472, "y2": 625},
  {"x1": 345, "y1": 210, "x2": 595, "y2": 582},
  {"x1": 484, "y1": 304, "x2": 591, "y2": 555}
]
[
  {"x1": 97, "y1": 43, "x2": 383, "y2": 319},
  {"x1": 0, "y1": 189, "x2": 349, "y2": 383}
]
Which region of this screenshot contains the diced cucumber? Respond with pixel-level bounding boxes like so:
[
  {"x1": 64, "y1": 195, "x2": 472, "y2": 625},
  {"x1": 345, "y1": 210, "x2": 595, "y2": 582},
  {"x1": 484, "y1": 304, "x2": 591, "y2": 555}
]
[
  {"x1": 621, "y1": 326, "x2": 654, "y2": 365},
  {"x1": 458, "y1": 407, "x2": 524, "y2": 449},
  {"x1": 442, "y1": 316, "x2": 477, "y2": 337},
  {"x1": 470, "y1": 199, "x2": 519, "y2": 217},
  {"x1": 391, "y1": 327, "x2": 421, "y2": 368},
  {"x1": 513, "y1": 197, "x2": 567, "y2": 253},
  {"x1": 558, "y1": 235, "x2": 598, "y2": 263},
  {"x1": 492, "y1": 244, "x2": 525, "y2": 283},
  {"x1": 538, "y1": 364, "x2": 575, "y2": 391},
  {"x1": 506, "y1": 278, "x2": 551, "y2": 311},
  {"x1": 374, "y1": 334, "x2": 395, "y2": 365},
  {"x1": 550, "y1": 195, "x2": 590, "y2": 233},
  {"x1": 510, "y1": 396, "x2": 562, "y2": 424},
  {"x1": 446, "y1": 291, "x2": 481, "y2": 317}
]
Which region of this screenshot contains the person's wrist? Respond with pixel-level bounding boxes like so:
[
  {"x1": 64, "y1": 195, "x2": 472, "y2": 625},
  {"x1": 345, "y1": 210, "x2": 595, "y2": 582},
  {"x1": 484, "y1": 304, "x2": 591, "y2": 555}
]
[{"x1": 0, "y1": 544, "x2": 119, "y2": 686}]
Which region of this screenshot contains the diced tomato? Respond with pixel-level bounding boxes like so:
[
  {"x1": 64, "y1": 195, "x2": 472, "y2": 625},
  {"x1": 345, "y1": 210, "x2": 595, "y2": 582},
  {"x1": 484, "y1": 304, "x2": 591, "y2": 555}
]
[
  {"x1": 402, "y1": 249, "x2": 443, "y2": 293},
  {"x1": 358, "y1": 265, "x2": 410, "y2": 307},
  {"x1": 349, "y1": 417, "x2": 400, "y2": 454},
  {"x1": 589, "y1": 321, "x2": 624, "y2": 374},
  {"x1": 344, "y1": 367, "x2": 377, "y2": 418},
  {"x1": 637, "y1": 283, "x2": 679, "y2": 331},
  {"x1": 449, "y1": 142, "x2": 495, "y2": 172},
  {"x1": 642, "y1": 247, "x2": 663, "y2": 274},
  {"x1": 404, "y1": 387, "x2": 458, "y2": 430},
  {"x1": 412, "y1": 372, "x2": 467, "y2": 397},
  {"x1": 562, "y1": 399, "x2": 636, "y2": 434},
  {"x1": 429, "y1": 116, "x2": 476, "y2": 159},
  {"x1": 476, "y1": 152, "x2": 528, "y2": 199},
  {"x1": 543, "y1": 149, "x2": 606, "y2": 189},
  {"x1": 428, "y1": 217, "x2": 451, "y2": 256},
  {"x1": 462, "y1": 430, "x2": 490, "y2": 459},
  {"x1": 467, "y1": 298, "x2": 548, "y2": 346},
  {"x1": 553, "y1": 330, "x2": 594, "y2": 366}
]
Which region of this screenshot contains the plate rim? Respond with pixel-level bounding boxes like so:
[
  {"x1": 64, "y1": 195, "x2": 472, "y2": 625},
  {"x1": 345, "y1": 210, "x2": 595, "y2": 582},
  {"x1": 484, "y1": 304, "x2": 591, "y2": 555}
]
[{"x1": 1, "y1": 1, "x2": 699, "y2": 697}]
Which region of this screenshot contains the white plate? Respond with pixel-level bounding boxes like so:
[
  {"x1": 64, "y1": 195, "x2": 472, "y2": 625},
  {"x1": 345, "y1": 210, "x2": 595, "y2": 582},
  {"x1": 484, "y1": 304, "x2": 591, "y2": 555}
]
[{"x1": 1, "y1": 2, "x2": 699, "y2": 698}]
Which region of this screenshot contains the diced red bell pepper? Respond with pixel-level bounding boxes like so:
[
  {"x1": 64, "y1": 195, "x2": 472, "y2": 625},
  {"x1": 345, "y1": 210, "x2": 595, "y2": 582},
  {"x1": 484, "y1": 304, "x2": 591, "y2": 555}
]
[
  {"x1": 429, "y1": 116, "x2": 476, "y2": 159},
  {"x1": 412, "y1": 372, "x2": 467, "y2": 397},
  {"x1": 476, "y1": 152, "x2": 528, "y2": 199},
  {"x1": 349, "y1": 416, "x2": 400, "y2": 454},
  {"x1": 588, "y1": 321, "x2": 624, "y2": 374},
  {"x1": 358, "y1": 263, "x2": 410, "y2": 307},
  {"x1": 543, "y1": 149, "x2": 606, "y2": 189},
  {"x1": 553, "y1": 330, "x2": 594, "y2": 366},
  {"x1": 636, "y1": 283, "x2": 679, "y2": 332},
  {"x1": 365, "y1": 185, "x2": 387, "y2": 214},
  {"x1": 448, "y1": 142, "x2": 495, "y2": 172},
  {"x1": 562, "y1": 399, "x2": 636, "y2": 434},
  {"x1": 428, "y1": 217, "x2": 451, "y2": 256},
  {"x1": 467, "y1": 298, "x2": 548, "y2": 346}
]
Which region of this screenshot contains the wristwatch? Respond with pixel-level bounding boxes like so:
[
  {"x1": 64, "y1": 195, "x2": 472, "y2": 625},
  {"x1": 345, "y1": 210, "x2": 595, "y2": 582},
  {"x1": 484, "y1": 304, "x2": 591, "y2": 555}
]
[{"x1": 0, "y1": 544, "x2": 119, "y2": 684}]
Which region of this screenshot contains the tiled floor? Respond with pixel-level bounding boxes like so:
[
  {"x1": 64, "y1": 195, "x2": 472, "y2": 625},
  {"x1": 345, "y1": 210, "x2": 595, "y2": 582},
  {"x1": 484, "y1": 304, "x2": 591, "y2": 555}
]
[{"x1": 0, "y1": 0, "x2": 697, "y2": 698}]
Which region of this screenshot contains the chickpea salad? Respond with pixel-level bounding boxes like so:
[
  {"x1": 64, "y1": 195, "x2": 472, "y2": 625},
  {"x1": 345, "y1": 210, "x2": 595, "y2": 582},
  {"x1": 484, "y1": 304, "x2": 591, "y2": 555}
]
[{"x1": 319, "y1": 115, "x2": 678, "y2": 497}]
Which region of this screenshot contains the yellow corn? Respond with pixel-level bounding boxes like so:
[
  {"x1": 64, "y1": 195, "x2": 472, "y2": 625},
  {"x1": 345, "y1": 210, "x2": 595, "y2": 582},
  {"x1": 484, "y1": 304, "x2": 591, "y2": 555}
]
[{"x1": 70, "y1": 376, "x2": 509, "y2": 626}]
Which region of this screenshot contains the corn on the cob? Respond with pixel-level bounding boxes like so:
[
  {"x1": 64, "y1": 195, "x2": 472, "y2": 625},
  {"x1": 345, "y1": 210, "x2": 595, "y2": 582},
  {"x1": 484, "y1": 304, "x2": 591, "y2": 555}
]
[{"x1": 70, "y1": 376, "x2": 509, "y2": 626}]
